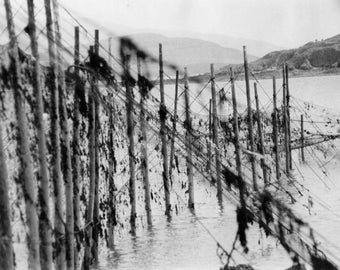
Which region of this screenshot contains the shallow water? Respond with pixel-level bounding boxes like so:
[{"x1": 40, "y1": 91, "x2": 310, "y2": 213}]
[
  {"x1": 160, "y1": 74, "x2": 340, "y2": 116},
  {"x1": 93, "y1": 75, "x2": 340, "y2": 270},
  {"x1": 94, "y1": 186, "x2": 297, "y2": 270}
]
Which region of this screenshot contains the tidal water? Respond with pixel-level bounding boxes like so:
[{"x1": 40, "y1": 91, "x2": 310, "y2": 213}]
[{"x1": 93, "y1": 74, "x2": 340, "y2": 270}]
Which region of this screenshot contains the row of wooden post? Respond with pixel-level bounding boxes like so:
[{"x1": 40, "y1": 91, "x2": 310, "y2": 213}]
[
  {"x1": 138, "y1": 56, "x2": 153, "y2": 226},
  {"x1": 1, "y1": 0, "x2": 304, "y2": 268},
  {"x1": 5, "y1": 0, "x2": 41, "y2": 269},
  {"x1": 227, "y1": 47, "x2": 295, "y2": 193},
  {"x1": 126, "y1": 44, "x2": 297, "y2": 232},
  {"x1": 1, "y1": 0, "x2": 77, "y2": 269},
  {"x1": 3, "y1": 0, "x2": 107, "y2": 269},
  {"x1": 229, "y1": 48, "x2": 267, "y2": 198}
]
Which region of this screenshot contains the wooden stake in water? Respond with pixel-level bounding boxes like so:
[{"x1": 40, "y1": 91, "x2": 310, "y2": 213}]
[
  {"x1": 169, "y1": 70, "x2": 179, "y2": 184},
  {"x1": 51, "y1": 0, "x2": 75, "y2": 268},
  {"x1": 230, "y1": 68, "x2": 246, "y2": 206},
  {"x1": 282, "y1": 65, "x2": 290, "y2": 174},
  {"x1": 273, "y1": 76, "x2": 280, "y2": 180},
  {"x1": 108, "y1": 37, "x2": 112, "y2": 67},
  {"x1": 301, "y1": 114, "x2": 305, "y2": 162},
  {"x1": 72, "y1": 25, "x2": 81, "y2": 269},
  {"x1": 211, "y1": 64, "x2": 222, "y2": 200},
  {"x1": 207, "y1": 99, "x2": 212, "y2": 173},
  {"x1": 84, "y1": 46, "x2": 96, "y2": 270},
  {"x1": 184, "y1": 67, "x2": 195, "y2": 209},
  {"x1": 5, "y1": 0, "x2": 41, "y2": 269},
  {"x1": 43, "y1": 0, "x2": 65, "y2": 268},
  {"x1": 0, "y1": 123, "x2": 14, "y2": 270},
  {"x1": 254, "y1": 83, "x2": 268, "y2": 186},
  {"x1": 107, "y1": 101, "x2": 116, "y2": 248},
  {"x1": 92, "y1": 29, "x2": 100, "y2": 262},
  {"x1": 26, "y1": 1, "x2": 53, "y2": 268},
  {"x1": 285, "y1": 64, "x2": 293, "y2": 169},
  {"x1": 138, "y1": 56, "x2": 152, "y2": 225},
  {"x1": 159, "y1": 43, "x2": 171, "y2": 216},
  {"x1": 124, "y1": 53, "x2": 137, "y2": 232},
  {"x1": 243, "y1": 46, "x2": 258, "y2": 191}
]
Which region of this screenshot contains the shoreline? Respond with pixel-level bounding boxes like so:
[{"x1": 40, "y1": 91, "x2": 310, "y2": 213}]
[
  {"x1": 226, "y1": 67, "x2": 340, "y2": 81},
  {"x1": 161, "y1": 67, "x2": 340, "y2": 84}
]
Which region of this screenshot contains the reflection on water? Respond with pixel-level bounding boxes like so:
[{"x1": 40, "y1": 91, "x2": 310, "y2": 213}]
[
  {"x1": 94, "y1": 159, "x2": 340, "y2": 270},
  {"x1": 93, "y1": 181, "x2": 295, "y2": 270}
]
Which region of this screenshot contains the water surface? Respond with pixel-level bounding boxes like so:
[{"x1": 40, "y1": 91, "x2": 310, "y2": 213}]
[{"x1": 94, "y1": 75, "x2": 340, "y2": 270}]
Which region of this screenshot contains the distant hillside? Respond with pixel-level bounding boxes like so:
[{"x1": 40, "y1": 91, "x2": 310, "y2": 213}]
[
  {"x1": 251, "y1": 34, "x2": 340, "y2": 71},
  {"x1": 163, "y1": 31, "x2": 285, "y2": 58},
  {"x1": 124, "y1": 33, "x2": 258, "y2": 75},
  {"x1": 1, "y1": 9, "x2": 268, "y2": 77},
  {"x1": 0, "y1": 8, "x2": 259, "y2": 76},
  {"x1": 207, "y1": 34, "x2": 340, "y2": 81}
]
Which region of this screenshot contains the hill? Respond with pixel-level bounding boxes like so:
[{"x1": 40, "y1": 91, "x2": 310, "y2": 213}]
[
  {"x1": 163, "y1": 31, "x2": 285, "y2": 58},
  {"x1": 81, "y1": 16, "x2": 283, "y2": 57},
  {"x1": 0, "y1": 6, "x2": 260, "y2": 76},
  {"x1": 207, "y1": 34, "x2": 340, "y2": 81},
  {"x1": 123, "y1": 33, "x2": 258, "y2": 75},
  {"x1": 251, "y1": 34, "x2": 340, "y2": 71}
]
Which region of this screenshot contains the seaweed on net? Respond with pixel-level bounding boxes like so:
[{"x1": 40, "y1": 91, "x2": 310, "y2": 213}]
[
  {"x1": 0, "y1": 67, "x2": 7, "y2": 116},
  {"x1": 311, "y1": 254, "x2": 338, "y2": 270},
  {"x1": 1, "y1": 65, "x2": 10, "y2": 89},
  {"x1": 236, "y1": 206, "x2": 254, "y2": 253},
  {"x1": 85, "y1": 49, "x2": 114, "y2": 82},
  {"x1": 228, "y1": 175, "x2": 338, "y2": 269},
  {"x1": 138, "y1": 74, "x2": 154, "y2": 97},
  {"x1": 65, "y1": 69, "x2": 88, "y2": 116},
  {"x1": 120, "y1": 37, "x2": 157, "y2": 64},
  {"x1": 267, "y1": 195, "x2": 338, "y2": 269},
  {"x1": 222, "y1": 166, "x2": 239, "y2": 188},
  {"x1": 159, "y1": 104, "x2": 168, "y2": 122},
  {"x1": 258, "y1": 190, "x2": 274, "y2": 236},
  {"x1": 123, "y1": 71, "x2": 136, "y2": 88}
]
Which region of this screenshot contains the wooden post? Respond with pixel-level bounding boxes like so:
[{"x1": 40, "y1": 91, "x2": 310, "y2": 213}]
[
  {"x1": 301, "y1": 114, "x2": 305, "y2": 162},
  {"x1": 254, "y1": 83, "x2": 268, "y2": 186},
  {"x1": 51, "y1": 0, "x2": 75, "y2": 268},
  {"x1": 138, "y1": 56, "x2": 152, "y2": 225},
  {"x1": 273, "y1": 76, "x2": 280, "y2": 180},
  {"x1": 92, "y1": 95, "x2": 100, "y2": 261},
  {"x1": 0, "y1": 124, "x2": 14, "y2": 270},
  {"x1": 84, "y1": 45, "x2": 96, "y2": 270},
  {"x1": 43, "y1": 0, "x2": 65, "y2": 268},
  {"x1": 94, "y1": 29, "x2": 99, "y2": 54},
  {"x1": 169, "y1": 70, "x2": 179, "y2": 184},
  {"x1": 72, "y1": 25, "x2": 81, "y2": 269},
  {"x1": 184, "y1": 67, "x2": 195, "y2": 209},
  {"x1": 107, "y1": 102, "x2": 116, "y2": 248},
  {"x1": 27, "y1": 1, "x2": 53, "y2": 269},
  {"x1": 92, "y1": 29, "x2": 100, "y2": 262},
  {"x1": 207, "y1": 99, "x2": 212, "y2": 173},
  {"x1": 285, "y1": 64, "x2": 292, "y2": 169},
  {"x1": 230, "y1": 68, "x2": 246, "y2": 206},
  {"x1": 108, "y1": 37, "x2": 112, "y2": 67},
  {"x1": 4, "y1": 0, "x2": 41, "y2": 269},
  {"x1": 124, "y1": 53, "x2": 137, "y2": 232},
  {"x1": 211, "y1": 64, "x2": 222, "y2": 200},
  {"x1": 159, "y1": 43, "x2": 171, "y2": 216},
  {"x1": 243, "y1": 46, "x2": 258, "y2": 191},
  {"x1": 282, "y1": 65, "x2": 289, "y2": 174}
]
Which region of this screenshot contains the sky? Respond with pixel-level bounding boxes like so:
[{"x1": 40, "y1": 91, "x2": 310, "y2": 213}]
[{"x1": 59, "y1": 0, "x2": 340, "y2": 48}]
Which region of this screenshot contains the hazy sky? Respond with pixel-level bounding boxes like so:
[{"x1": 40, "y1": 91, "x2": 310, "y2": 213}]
[{"x1": 59, "y1": 0, "x2": 340, "y2": 48}]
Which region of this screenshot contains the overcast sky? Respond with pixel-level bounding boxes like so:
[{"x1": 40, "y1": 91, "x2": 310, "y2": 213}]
[{"x1": 59, "y1": 0, "x2": 340, "y2": 48}]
